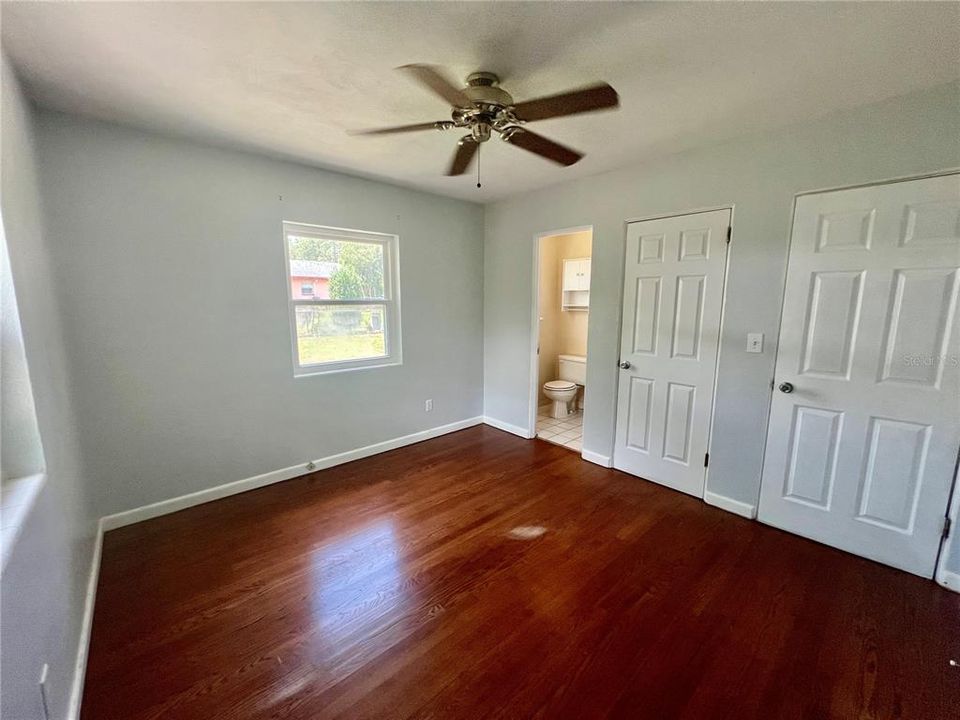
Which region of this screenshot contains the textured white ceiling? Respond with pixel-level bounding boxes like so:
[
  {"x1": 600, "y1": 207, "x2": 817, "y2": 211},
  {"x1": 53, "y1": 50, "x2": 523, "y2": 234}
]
[{"x1": 3, "y1": 2, "x2": 958, "y2": 203}]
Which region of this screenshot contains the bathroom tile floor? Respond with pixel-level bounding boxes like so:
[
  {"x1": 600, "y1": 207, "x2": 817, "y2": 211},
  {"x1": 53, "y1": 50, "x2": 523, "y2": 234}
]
[{"x1": 536, "y1": 405, "x2": 583, "y2": 452}]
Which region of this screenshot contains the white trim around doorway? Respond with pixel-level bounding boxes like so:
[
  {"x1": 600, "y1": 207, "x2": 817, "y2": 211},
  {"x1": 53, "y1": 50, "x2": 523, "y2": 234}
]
[{"x1": 528, "y1": 225, "x2": 594, "y2": 445}]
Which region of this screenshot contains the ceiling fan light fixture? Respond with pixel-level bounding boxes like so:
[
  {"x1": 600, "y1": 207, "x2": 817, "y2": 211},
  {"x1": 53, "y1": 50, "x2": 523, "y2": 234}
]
[
  {"x1": 352, "y1": 65, "x2": 619, "y2": 182},
  {"x1": 471, "y1": 122, "x2": 492, "y2": 143}
]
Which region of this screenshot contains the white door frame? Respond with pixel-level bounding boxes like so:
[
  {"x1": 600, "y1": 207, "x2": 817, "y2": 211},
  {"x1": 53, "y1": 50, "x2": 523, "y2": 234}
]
[
  {"x1": 528, "y1": 225, "x2": 594, "y2": 440},
  {"x1": 756, "y1": 168, "x2": 960, "y2": 588},
  {"x1": 612, "y1": 205, "x2": 735, "y2": 497}
]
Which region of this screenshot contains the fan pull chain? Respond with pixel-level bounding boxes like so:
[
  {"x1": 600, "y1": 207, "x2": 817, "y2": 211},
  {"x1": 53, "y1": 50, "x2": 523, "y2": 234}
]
[{"x1": 476, "y1": 143, "x2": 481, "y2": 189}]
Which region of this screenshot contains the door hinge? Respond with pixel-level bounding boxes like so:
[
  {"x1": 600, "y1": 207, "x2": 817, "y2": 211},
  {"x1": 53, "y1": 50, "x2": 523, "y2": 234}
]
[
  {"x1": 944, "y1": 517, "x2": 953, "y2": 539},
  {"x1": 726, "y1": 226, "x2": 732, "y2": 243},
  {"x1": 703, "y1": 452, "x2": 710, "y2": 468}
]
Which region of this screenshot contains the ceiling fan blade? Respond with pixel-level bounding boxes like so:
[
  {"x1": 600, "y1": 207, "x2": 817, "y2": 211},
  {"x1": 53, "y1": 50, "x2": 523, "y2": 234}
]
[
  {"x1": 350, "y1": 121, "x2": 448, "y2": 136},
  {"x1": 502, "y1": 129, "x2": 582, "y2": 166},
  {"x1": 511, "y1": 83, "x2": 619, "y2": 122},
  {"x1": 447, "y1": 138, "x2": 479, "y2": 176},
  {"x1": 398, "y1": 64, "x2": 472, "y2": 108}
]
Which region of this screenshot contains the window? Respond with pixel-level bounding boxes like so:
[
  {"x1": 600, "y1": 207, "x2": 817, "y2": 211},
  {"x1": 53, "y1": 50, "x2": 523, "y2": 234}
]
[{"x1": 283, "y1": 222, "x2": 401, "y2": 375}]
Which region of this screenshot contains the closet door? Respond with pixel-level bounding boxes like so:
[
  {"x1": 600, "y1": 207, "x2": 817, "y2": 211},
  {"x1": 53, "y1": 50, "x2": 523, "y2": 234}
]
[{"x1": 758, "y1": 173, "x2": 960, "y2": 577}]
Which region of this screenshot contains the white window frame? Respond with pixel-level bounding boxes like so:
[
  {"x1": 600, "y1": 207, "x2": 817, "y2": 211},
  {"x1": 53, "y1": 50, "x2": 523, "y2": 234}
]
[{"x1": 283, "y1": 221, "x2": 402, "y2": 376}]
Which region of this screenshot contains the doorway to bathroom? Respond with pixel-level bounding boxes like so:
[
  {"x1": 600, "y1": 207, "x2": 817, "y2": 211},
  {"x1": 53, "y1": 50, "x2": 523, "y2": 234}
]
[{"x1": 529, "y1": 227, "x2": 593, "y2": 452}]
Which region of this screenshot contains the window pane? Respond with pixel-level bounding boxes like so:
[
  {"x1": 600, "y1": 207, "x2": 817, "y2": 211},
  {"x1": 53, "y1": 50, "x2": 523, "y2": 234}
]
[
  {"x1": 288, "y1": 236, "x2": 385, "y2": 300},
  {"x1": 295, "y1": 304, "x2": 387, "y2": 366}
]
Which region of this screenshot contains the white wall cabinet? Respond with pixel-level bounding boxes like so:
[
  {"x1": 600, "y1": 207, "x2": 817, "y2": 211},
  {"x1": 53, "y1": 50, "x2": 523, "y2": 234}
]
[
  {"x1": 561, "y1": 257, "x2": 591, "y2": 309},
  {"x1": 562, "y1": 258, "x2": 590, "y2": 291}
]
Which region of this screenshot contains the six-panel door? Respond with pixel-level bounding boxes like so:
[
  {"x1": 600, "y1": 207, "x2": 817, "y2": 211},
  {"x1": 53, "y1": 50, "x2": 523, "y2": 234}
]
[
  {"x1": 758, "y1": 173, "x2": 960, "y2": 577},
  {"x1": 613, "y1": 209, "x2": 730, "y2": 496}
]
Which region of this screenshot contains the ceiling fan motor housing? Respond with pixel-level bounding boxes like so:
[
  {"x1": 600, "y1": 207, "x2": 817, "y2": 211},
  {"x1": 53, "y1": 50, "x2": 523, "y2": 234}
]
[{"x1": 354, "y1": 64, "x2": 618, "y2": 177}]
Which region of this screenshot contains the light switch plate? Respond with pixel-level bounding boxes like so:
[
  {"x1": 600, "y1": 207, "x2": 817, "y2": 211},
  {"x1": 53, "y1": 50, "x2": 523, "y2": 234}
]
[{"x1": 746, "y1": 332, "x2": 764, "y2": 353}]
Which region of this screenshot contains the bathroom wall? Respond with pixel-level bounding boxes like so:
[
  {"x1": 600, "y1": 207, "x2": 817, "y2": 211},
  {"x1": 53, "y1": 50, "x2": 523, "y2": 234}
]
[{"x1": 537, "y1": 231, "x2": 591, "y2": 403}]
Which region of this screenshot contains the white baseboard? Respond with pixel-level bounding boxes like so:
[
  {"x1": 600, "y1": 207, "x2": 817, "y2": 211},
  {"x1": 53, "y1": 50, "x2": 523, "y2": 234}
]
[
  {"x1": 704, "y1": 490, "x2": 758, "y2": 520},
  {"x1": 581, "y1": 450, "x2": 612, "y2": 468},
  {"x1": 67, "y1": 518, "x2": 104, "y2": 720},
  {"x1": 101, "y1": 416, "x2": 484, "y2": 531},
  {"x1": 482, "y1": 416, "x2": 533, "y2": 439},
  {"x1": 937, "y1": 569, "x2": 960, "y2": 593}
]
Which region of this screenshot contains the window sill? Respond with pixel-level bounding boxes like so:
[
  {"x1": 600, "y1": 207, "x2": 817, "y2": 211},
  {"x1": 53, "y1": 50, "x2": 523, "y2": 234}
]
[
  {"x1": 295, "y1": 360, "x2": 402, "y2": 378},
  {"x1": 1, "y1": 473, "x2": 45, "y2": 573}
]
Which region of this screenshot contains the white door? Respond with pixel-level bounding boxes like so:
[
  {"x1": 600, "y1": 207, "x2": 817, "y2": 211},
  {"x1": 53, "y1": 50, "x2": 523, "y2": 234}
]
[
  {"x1": 614, "y1": 209, "x2": 730, "y2": 496},
  {"x1": 759, "y1": 174, "x2": 960, "y2": 577}
]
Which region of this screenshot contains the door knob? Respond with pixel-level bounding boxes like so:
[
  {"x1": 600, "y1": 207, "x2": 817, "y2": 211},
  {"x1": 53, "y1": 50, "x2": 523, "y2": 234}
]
[
  {"x1": 778, "y1": 382, "x2": 794, "y2": 394},
  {"x1": 619, "y1": 361, "x2": 631, "y2": 369}
]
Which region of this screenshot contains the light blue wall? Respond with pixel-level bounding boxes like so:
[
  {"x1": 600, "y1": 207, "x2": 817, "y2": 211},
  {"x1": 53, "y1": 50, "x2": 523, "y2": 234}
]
[
  {"x1": 33, "y1": 111, "x2": 485, "y2": 518},
  {"x1": 1, "y1": 56, "x2": 95, "y2": 720},
  {"x1": 484, "y1": 82, "x2": 960, "y2": 521}
]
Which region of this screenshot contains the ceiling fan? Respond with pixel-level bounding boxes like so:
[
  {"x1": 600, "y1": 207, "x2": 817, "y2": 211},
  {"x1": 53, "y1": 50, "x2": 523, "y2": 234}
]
[{"x1": 352, "y1": 65, "x2": 619, "y2": 184}]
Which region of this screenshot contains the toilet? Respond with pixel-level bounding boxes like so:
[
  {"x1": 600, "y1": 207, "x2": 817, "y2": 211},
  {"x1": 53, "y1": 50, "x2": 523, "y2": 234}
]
[{"x1": 542, "y1": 354, "x2": 586, "y2": 419}]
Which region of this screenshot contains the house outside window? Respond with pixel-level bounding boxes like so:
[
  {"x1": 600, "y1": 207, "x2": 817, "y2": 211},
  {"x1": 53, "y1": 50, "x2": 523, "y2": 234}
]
[
  {"x1": 283, "y1": 222, "x2": 401, "y2": 375},
  {"x1": 290, "y1": 261, "x2": 334, "y2": 299}
]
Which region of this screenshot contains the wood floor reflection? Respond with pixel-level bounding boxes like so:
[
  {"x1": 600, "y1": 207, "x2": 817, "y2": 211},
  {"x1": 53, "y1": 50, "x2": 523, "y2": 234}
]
[{"x1": 81, "y1": 425, "x2": 960, "y2": 719}]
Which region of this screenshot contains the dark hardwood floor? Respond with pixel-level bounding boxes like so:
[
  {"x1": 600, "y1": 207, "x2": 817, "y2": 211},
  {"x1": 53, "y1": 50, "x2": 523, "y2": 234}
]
[{"x1": 82, "y1": 425, "x2": 960, "y2": 720}]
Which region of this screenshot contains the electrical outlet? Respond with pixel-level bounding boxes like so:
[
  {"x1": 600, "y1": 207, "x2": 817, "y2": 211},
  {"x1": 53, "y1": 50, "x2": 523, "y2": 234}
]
[{"x1": 425, "y1": 399, "x2": 433, "y2": 412}]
